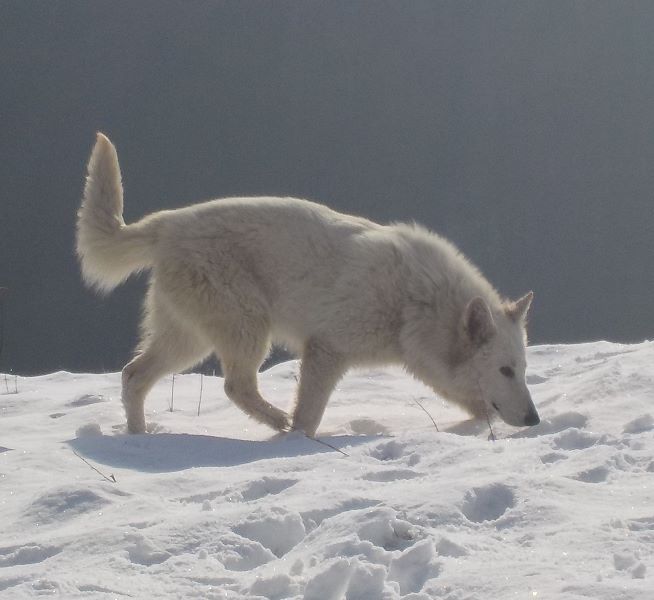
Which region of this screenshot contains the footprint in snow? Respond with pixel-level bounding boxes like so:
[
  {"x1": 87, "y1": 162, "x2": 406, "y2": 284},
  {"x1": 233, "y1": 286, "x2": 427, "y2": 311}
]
[
  {"x1": 570, "y1": 465, "x2": 610, "y2": 484},
  {"x1": 301, "y1": 510, "x2": 433, "y2": 596},
  {"x1": 552, "y1": 428, "x2": 601, "y2": 451},
  {"x1": 300, "y1": 498, "x2": 380, "y2": 530},
  {"x1": 613, "y1": 551, "x2": 647, "y2": 579},
  {"x1": 184, "y1": 478, "x2": 298, "y2": 507},
  {"x1": 461, "y1": 483, "x2": 515, "y2": 523},
  {"x1": 368, "y1": 440, "x2": 407, "y2": 462},
  {"x1": 623, "y1": 414, "x2": 654, "y2": 434},
  {"x1": 233, "y1": 507, "x2": 305, "y2": 558},
  {"x1": 125, "y1": 534, "x2": 170, "y2": 566},
  {"x1": 239, "y1": 477, "x2": 298, "y2": 501},
  {"x1": 67, "y1": 394, "x2": 106, "y2": 407},
  {"x1": 23, "y1": 487, "x2": 109, "y2": 525},
  {"x1": 213, "y1": 532, "x2": 277, "y2": 571},
  {"x1": 356, "y1": 507, "x2": 421, "y2": 551},
  {"x1": 626, "y1": 516, "x2": 654, "y2": 532},
  {"x1": 0, "y1": 544, "x2": 61, "y2": 567},
  {"x1": 540, "y1": 452, "x2": 567, "y2": 464}
]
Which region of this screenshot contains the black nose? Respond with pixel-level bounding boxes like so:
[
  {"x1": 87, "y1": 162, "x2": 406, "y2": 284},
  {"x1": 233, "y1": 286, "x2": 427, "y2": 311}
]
[{"x1": 524, "y1": 410, "x2": 540, "y2": 426}]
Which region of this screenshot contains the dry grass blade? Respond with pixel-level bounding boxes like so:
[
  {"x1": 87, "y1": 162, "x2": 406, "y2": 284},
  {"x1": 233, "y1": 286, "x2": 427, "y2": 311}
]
[
  {"x1": 72, "y1": 449, "x2": 117, "y2": 483},
  {"x1": 197, "y1": 373, "x2": 204, "y2": 416},
  {"x1": 412, "y1": 397, "x2": 439, "y2": 432},
  {"x1": 306, "y1": 435, "x2": 350, "y2": 457},
  {"x1": 485, "y1": 411, "x2": 497, "y2": 442},
  {"x1": 169, "y1": 373, "x2": 176, "y2": 412}
]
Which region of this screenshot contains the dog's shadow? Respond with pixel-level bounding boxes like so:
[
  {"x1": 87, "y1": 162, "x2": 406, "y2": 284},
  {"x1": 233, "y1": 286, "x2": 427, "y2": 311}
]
[{"x1": 68, "y1": 431, "x2": 379, "y2": 474}]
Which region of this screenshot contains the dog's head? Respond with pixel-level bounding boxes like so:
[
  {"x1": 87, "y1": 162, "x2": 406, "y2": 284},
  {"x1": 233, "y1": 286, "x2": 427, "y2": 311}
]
[{"x1": 458, "y1": 292, "x2": 539, "y2": 427}]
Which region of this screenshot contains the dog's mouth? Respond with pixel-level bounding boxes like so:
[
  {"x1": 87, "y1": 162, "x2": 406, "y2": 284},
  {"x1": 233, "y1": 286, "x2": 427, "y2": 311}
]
[{"x1": 489, "y1": 400, "x2": 540, "y2": 427}]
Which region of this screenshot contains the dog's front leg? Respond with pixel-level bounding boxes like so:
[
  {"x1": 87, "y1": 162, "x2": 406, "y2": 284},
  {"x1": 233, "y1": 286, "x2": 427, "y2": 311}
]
[{"x1": 292, "y1": 340, "x2": 345, "y2": 437}]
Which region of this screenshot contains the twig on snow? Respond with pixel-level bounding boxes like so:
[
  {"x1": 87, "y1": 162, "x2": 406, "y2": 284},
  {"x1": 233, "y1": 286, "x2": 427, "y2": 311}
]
[
  {"x1": 412, "y1": 397, "x2": 440, "y2": 432},
  {"x1": 485, "y1": 410, "x2": 496, "y2": 442},
  {"x1": 308, "y1": 435, "x2": 350, "y2": 457},
  {"x1": 71, "y1": 449, "x2": 117, "y2": 483},
  {"x1": 169, "y1": 374, "x2": 176, "y2": 412},
  {"x1": 2, "y1": 373, "x2": 17, "y2": 395},
  {"x1": 197, "y1": 373, "x2": 204, "y2": 416},
  {"x1": 292, "y1": 429, "x2": 350, "y2": 457}
]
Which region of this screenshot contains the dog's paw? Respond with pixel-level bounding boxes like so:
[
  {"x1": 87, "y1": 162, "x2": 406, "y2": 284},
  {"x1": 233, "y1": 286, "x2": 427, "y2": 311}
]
[
  {"x1": 126, "y1": 418, "x2": 147, "y2": 434},
  {"x1": 266, "y1": 407, "x2": 292, "y2": 433}
]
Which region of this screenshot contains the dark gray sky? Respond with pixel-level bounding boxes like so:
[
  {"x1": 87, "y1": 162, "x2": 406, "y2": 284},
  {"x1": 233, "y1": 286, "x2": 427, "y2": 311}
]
[{"x1": 1, "y1": 1, "x2": 653, "y2": 375}]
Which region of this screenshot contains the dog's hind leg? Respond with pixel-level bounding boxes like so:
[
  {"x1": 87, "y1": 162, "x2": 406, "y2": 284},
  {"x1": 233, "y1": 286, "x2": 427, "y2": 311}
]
[
  {"x1": 217, "y1": 317, "x2": 291, "y2": 432},
  {"x1": 222, "y1": 365, "x2": 291, "y2": 432},
  {"x1": 122, "y1": 307, "x2": 211, "y2": 433},
  {"x1": 292, "y1": 340, "x2": 345, "y2": 437}
]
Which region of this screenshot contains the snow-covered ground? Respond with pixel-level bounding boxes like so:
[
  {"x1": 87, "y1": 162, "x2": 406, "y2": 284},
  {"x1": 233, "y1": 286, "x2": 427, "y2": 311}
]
[{"x1": 1, "y1": 341, "x2": 653, "y2": 599}]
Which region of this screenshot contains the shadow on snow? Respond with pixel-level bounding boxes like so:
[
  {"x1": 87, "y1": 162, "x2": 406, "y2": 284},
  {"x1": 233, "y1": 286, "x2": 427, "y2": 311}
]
[{"x1": 67, "y1": 432, "x2": 381, "y2": 473}]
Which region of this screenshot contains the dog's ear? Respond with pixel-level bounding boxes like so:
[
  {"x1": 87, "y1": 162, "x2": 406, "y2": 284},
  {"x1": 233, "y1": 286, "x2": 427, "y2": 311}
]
[
  {"x1": 463, "y1": 297, "x2": 496, "y2": 346},
  {"x1": 505, "y1": 291, "x2": 533, "y2": 322}
]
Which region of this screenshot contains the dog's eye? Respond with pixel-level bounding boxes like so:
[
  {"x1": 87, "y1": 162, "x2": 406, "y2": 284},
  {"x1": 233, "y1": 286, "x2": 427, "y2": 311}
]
[{"x1": 499, "y1": 366, "x2": 515, "y2": 378}]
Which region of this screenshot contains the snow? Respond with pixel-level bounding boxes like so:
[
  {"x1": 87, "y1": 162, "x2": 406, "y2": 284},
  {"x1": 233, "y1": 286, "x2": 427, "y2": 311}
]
[{"x1": 1, "y1": 341, "x2": 653, "y2": 599}]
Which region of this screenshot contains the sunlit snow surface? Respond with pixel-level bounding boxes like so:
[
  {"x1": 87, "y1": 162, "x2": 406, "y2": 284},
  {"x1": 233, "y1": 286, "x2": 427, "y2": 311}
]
[{"x1": 1, "y1": 342, "x2": 653, "y2": 599}]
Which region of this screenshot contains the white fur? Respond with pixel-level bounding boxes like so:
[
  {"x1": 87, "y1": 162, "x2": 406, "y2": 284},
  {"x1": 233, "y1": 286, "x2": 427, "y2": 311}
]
[{"x1": 77, "y1": 133, "x2": 539, "y2": 435}]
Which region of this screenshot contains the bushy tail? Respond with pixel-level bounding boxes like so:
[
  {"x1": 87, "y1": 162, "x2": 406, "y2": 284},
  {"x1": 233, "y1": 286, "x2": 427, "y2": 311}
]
[{"x1": 76, "y1": 133, "x2": 155, "y2": 294}]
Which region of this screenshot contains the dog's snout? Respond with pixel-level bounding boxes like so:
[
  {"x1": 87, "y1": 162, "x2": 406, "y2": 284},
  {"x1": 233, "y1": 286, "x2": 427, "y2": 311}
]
[{"x1": 523, "y1": 409, "x2": 540, "y2": 427}]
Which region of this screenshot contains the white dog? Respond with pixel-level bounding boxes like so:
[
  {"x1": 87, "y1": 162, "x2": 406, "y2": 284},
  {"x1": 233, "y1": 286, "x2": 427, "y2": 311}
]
[{"x1": 77, "y1": 133, "x2": 539, "y2": 435}]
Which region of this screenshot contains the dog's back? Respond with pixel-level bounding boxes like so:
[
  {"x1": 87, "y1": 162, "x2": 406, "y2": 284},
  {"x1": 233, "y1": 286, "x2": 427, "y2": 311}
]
[{"x1": 141, "y1": 196, "x2": 383, "y2": 352}]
